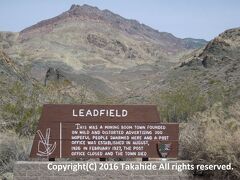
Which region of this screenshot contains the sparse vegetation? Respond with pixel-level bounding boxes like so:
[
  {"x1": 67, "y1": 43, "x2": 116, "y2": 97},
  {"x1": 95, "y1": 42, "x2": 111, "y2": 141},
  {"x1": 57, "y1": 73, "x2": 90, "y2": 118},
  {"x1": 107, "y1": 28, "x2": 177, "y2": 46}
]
[
  {"x1": 0, "y1": 78, "x2": 89, "y2": 136},
  {"x1": 1, "y1": 82, "x2": 43, "y2": 136}
]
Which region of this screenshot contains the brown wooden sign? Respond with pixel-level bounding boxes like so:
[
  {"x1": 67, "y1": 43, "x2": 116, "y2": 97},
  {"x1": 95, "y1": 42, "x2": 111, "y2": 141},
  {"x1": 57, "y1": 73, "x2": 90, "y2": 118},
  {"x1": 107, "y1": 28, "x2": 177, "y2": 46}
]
[{"x1": 30, "y1": 104, "x2": 179, "y2": 158}]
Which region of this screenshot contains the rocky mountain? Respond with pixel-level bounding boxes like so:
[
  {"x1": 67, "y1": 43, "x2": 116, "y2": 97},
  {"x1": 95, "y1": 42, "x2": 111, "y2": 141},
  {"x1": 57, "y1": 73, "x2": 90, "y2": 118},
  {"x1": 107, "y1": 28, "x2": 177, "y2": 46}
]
[
  {"x1": 5, "y1": 5, "x2": 239, "y2": 104},
  {"x1": 0, "y1": 32, "x2": 18, "y2": 49},
  {"x1": 1, "y1": 4, "x2": 207, "y2": 100},
  {"x1": 19, "y1": 4, "x2": 204, "y2": 52},
  {"x1": 180, "y1": 28, "x2": 240, "y2": 67},
  {"x1": 164, "y1": 27, "x2": 240, "y2": 101},
  {"x1": 182, "y1": 38, "x2": 208, "y2": 49}
]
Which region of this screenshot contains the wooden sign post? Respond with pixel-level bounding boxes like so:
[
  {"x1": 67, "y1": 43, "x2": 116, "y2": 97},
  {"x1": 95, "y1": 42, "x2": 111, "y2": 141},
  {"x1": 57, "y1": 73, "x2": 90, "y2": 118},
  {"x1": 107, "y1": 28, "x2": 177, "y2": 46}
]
[{"x1": 30, "y1": 104, "x2": 179, "y2": 159}]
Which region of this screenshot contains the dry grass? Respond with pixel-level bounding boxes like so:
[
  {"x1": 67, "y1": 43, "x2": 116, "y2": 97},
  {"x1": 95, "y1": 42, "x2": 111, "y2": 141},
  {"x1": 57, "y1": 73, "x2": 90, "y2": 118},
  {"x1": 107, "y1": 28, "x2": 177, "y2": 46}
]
[
  {"x1": 180, "y1": 102, "x2": 240, "y2": 180},
  {"x1": 0, "y1": 131, "x2": 32, "y2": 178}
]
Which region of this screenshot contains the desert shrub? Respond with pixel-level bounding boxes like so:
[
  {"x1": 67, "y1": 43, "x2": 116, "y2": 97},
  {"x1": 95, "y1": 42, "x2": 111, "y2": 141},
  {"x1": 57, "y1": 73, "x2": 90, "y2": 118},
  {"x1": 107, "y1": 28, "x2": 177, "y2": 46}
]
[
  {"x1": 206, "y1": 80, "x2": 233, "y2": 108},
  {"x1": 0, "y1": 132, "x2": 31, "y2": 176},
  {"x1": 154, "y1": 81, "x2": 207, "y2": 122},
  {"x1": 95, "y1": 92, "x2": 122, "y2": 105},
  {"x1": 1, "y1": 82, "x2": 43, "y2": 136},
  {"x1": 180, "y1": 103, "x2": 240, "y2": 180},
  {"x1": 0, "y1": 79, "x2": 89, "y2": 136}
]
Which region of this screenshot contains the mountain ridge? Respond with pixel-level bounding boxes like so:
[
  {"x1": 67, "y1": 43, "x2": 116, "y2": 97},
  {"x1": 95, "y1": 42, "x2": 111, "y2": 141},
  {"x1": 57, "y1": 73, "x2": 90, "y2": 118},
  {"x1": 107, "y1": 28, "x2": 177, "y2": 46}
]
[
  {"x1": 1, "y1": 4, "x2": 209, "y2": 99},
  {"x1": 19, "y1": 4, "x2": 207, "y2": 51}
]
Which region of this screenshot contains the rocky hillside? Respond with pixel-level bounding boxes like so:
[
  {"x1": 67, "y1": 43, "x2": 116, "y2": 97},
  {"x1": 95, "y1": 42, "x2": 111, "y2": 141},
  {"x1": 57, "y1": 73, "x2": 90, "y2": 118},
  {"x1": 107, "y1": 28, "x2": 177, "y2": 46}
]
[
  {"x1": 181, "y1": 28, "x2": 240, "y2": 67},
  {"x1": 182, "y1": 38, "x2": 208, "y2": 49},
  {"x1": 164, "y1": 27, "x2": 240, "y2": 102},
  {"x1": 0, "y1": 50, "x2": 23, "y2": 80},
  {"x1": 1, "y1": 4, "x2": 207, "y2": 99}
]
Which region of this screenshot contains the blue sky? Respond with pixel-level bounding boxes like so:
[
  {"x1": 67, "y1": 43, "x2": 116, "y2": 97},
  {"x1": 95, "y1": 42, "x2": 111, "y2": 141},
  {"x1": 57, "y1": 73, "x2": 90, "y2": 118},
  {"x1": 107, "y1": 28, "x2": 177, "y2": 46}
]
[{"x1": 0, "y1": 0, "x2": 240, "y2": 40}]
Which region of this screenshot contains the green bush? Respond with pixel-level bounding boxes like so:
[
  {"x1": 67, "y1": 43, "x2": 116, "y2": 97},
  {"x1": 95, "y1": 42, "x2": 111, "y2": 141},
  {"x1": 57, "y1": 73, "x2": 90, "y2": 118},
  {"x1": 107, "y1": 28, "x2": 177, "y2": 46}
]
[
  {"x1": 154, "y1": 81, "x2": 207, "y2": 122},
  {"x1": 1, "y1": 82, "x2": 43, "y2": 136}
]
